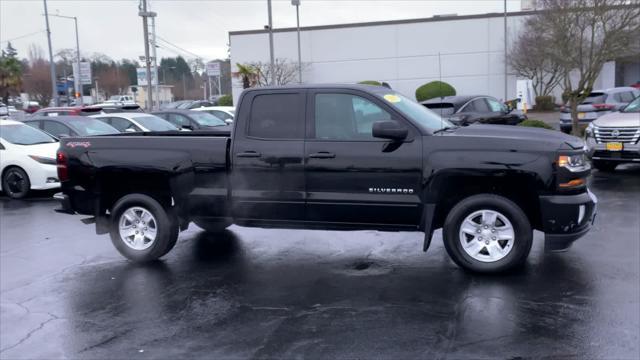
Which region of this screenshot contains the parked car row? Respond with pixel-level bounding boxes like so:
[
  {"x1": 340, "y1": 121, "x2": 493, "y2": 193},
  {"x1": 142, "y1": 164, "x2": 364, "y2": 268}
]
[
  {"x1": 421, "y1": 95, "x2": 527, "y2": 126},
  {"x1": 559, "y1": 87, "x2": 639, "y2": 133}
]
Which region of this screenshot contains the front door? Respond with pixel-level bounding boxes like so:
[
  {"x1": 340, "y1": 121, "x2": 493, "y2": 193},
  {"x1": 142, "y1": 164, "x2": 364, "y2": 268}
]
[
  {"x1": 230, "y1": 90, "x2": 307, "y2": 223},
  {"x1": 304, "y1": 90, "x2": 423, "y2": 229}
]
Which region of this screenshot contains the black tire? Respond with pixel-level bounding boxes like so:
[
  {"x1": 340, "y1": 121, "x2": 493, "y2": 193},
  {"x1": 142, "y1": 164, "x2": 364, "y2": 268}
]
[
  {"x1": 193, "y1": 218, "x2": 232, "y2": 233},
  {"x1": 109, "y1": 194, "x2": 179, "y2": 262},
  {"x1": 592, "y1": 160, "x2": 617, "y2": 172},
  {"x1": 2, "y1": 167, "x2": 31, "y2": 199},
  {"x1": 442, "y1": 194, "x2": 533, "y2": 273}
]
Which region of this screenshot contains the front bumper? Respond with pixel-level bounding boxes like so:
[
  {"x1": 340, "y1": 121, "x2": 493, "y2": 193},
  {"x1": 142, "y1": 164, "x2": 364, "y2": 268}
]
[
  {"x1": 539, "y1": 189, "x2": 597, "y2": 252},
  {"x1": 585, "y1": 137, "x2": 640, "y2": 162}
]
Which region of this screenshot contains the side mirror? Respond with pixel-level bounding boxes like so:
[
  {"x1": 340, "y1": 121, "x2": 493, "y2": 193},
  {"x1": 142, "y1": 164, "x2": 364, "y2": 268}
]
[
  {"x1": 181, "y1": 124, "x2": 194, "y2": 130},
  {"x1": 372, "y1": 120, "x2": 408, "y2": 141},
  {"x1": 225, "y1": 119, "x2": 233, "y2": 125},
  {"x1": 124, "y1": 128, "x2": 137, "y2": 133}
]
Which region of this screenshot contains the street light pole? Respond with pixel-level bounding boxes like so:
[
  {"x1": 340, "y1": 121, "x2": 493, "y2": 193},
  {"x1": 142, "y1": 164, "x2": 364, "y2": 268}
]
[
  {"x1": 43, "y1": 0, "x2": 58, "y2": 106},
  {"x1": 50, "y1": 13, "x2": 83, "y2": 106},
  {"x1": 151, "y1": 13, "x2": 160, "y2": 109},
  {"x1": 292, "y1": 0, "x2": 302, "y2": 83},
  {"x1": 267, "y1": 0, "x2": 276, "y2": 85}
]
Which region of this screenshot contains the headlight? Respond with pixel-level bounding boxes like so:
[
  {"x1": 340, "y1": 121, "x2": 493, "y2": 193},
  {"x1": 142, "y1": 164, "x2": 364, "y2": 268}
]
[{"x1": 558, "y1": 154, "x2": 588, "y2": 171}]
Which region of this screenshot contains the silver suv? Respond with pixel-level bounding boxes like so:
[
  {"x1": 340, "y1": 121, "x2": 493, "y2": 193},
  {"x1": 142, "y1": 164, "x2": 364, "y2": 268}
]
[
  {"x1": 560, "y1": 87, "x2": 639, "y2": 133},
  {"x1": 585, "y1": 96, "x2": 640, "y2": 171}
]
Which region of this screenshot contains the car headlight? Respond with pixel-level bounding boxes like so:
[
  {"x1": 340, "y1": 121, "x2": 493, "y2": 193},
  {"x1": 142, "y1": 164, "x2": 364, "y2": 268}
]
[{"x1": 558, "y1": 154, "x2": 588, "y2": 171}]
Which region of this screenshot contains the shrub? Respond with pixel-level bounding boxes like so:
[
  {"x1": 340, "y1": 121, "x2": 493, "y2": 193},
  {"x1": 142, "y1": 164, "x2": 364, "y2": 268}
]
[
  {"x1": 358, "y1": 80, "x2": 382, "y2": 86},
  {"x1": 217, "y1": 94, "x2": 233, "y2": 106},
  {"x1": 517, "y1": 119, "x2": 553, "y2": 130},
  {"x1": 415, "y1": 81, "x2": 456, "y2": 102},
  {"x1": 534, "y1": 95, "x2": 555, "y2": 111}
]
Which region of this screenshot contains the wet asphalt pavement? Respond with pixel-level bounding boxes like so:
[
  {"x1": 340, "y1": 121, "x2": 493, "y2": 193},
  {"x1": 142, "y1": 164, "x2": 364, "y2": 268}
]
[{"x1": 1, "y1": 166, "x2": 639, "y2": 359}]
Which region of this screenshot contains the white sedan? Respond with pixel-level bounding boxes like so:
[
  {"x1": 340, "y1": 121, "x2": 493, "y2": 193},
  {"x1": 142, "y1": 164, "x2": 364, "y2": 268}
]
[
  {"x1": 0, "y1": 120, "x2": 60, "y2": 199},
  {"x1": 91, "y1": 112, "x2": 179, "y2": 132},
  {"x1": 192, "y1": 106, "x2": 235, "y2": 124}
]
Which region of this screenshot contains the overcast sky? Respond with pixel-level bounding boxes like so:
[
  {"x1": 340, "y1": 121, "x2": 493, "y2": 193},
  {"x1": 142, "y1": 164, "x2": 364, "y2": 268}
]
[{"x1": 1, "y1": 0, "x2": 522, "y2": 62}]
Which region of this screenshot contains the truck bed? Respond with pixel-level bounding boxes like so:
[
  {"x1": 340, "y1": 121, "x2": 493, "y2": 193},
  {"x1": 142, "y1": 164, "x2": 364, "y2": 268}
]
[{"x1": 60, "y1": 132, "x2": 230, "y2": 223}]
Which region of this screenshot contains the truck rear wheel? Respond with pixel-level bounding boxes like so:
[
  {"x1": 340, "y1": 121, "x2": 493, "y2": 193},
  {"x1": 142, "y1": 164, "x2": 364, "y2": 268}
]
[
  {"x1": 109, "y1": 194, "x2": 179, "y2": 262},
  {"x1": 442, "y1": 194, "x2": 532, "y2": 273},
  {"x1": 193, "y1": 218, "x2": 232, "y2": 233}
]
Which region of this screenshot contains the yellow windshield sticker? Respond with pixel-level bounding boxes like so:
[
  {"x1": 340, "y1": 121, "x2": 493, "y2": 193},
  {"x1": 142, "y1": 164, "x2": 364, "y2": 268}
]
[{"x1": 384, "y1": 94, "x2": 401, "y2": 103}]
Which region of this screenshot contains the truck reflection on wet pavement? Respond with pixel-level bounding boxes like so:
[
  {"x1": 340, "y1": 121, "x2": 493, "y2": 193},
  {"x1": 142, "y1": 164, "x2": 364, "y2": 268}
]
[{"x1": 1, "y1": 165, "x2": 638, "y2": 359}]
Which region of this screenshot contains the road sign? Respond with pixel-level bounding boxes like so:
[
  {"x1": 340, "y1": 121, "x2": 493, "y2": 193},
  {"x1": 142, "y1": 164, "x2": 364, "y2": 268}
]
[
  {"x1": 206, "y1": 62, "x2": 221, "y2": 77},
  {"x1": 136, "y1": 67, "x2": 158, "y2": 86},
  {"x1": 72, "y1": 62, "x2": 92, "y2": 85}
]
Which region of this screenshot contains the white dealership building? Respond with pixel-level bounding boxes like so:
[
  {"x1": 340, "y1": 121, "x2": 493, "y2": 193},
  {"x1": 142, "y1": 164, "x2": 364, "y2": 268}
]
[{"x1": 229, "y1": 9, "x2": 639, "y2": 104}]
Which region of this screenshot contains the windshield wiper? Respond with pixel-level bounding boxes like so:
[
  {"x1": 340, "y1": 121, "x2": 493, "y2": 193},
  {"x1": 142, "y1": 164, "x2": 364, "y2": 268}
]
[{"x1": 432, "y1": 126, "x2": 458, "y2": 134}]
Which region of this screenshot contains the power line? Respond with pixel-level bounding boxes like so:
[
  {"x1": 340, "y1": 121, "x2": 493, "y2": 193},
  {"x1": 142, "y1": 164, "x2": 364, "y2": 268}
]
[
  {"x1": 155, "y1": 35, "x2": 203, "y2": 59},
  {"x1": 0, "y1": 30, "x2": 46, "y2": 44}
]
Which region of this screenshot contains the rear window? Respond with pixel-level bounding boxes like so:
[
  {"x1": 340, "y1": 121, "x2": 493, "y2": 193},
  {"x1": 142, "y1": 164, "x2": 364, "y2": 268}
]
[
  {"x1": 581, "y1": 92, "x2": 606, "y2": 104},
  {"x1": 248, "y1": 93, "x2": 302, "y2": 139},
  {"x1": 0, "y1": 124, "x2": 57, "y2": 145},
  {"x1": 66, "y1": 118, "x2": 119, "y2": 135},
  {"x1": 423, "y1": 103, "x2": 455, "y2": 116},
  {"x1": 132, "y1": 115, "x2": 178, "y2": 131}
]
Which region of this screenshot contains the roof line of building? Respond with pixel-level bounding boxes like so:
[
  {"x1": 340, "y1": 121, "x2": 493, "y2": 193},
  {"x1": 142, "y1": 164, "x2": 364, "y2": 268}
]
[{"x1": 228, "y1": 9, "x2": 538, "y2": 36}]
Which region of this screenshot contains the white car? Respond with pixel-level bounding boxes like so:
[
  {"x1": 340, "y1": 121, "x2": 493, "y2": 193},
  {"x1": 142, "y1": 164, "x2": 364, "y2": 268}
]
[
  {"x1": 585, "y1": 96, "x2": 640, "y2": 171},
  {"x1": 91, "y1": 112, "x2": 179, "y2": 132},
  {"x1": 105, "y1": 95, "x2": 136, "y2": 105},
  {"x1": 0, "y1": 120, "x2": 60, "y2": 199},
  {"x1": 192, "y1": 106, "x2": 235, "y2": 124}
]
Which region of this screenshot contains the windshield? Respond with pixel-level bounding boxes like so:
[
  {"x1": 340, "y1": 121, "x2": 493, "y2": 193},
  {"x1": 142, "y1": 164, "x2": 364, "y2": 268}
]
[
  {"x1": 132, "y1": 115, "x2": 178, "y2": 131},
  {"x1": 622, "y1": 97, "x2": 640, "y2": 113},
  {"x1": 382, "y1": 93, "x2": 453, "y2": 131},
  {"x1": 1, "y1": 124, "x2": 57, "y2": 145},
  {"x1": 189, "y1": 112, "x2": 226, "y2": 127},
  {"x1": 67, "y1": 118, "x2": 119, "y2": 135}
]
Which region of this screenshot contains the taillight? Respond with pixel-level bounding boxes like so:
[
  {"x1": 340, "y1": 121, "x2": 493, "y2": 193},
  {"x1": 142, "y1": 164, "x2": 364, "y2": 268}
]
[
  {"x1": 592, "y1": 103, "x2": 614, "y2": 110},
  {"x1": 57, "y1": 151, "x2": 68, "y2": 182}
]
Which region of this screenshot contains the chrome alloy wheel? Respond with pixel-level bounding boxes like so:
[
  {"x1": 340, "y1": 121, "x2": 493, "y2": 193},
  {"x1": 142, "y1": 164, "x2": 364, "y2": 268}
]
[
  {"x1": 118, "y1": 207, "x2": 157, "y2": 250},
  {"x1": 459, "y1": 209, "x2": 515, "y2": 263}
]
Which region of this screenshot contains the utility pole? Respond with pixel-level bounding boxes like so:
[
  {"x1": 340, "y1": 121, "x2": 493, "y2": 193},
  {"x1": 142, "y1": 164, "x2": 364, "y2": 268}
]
[
  {"x1": 50, "y1": 13, "x2": 83, "y2": 106},
  {"x1": 267, "y1": 0, "x2": 276, "y2": 86},
  {"x1": 504, "y1": 0, "x2": 508, "y2": 101},
  {"x1": 43, "y1": 0, "x2": 58, "y2": 106},
  {"x1": 292, "y1": 0, "x2": 302, "y2": 83},
  {"x1": 139, "y1": 0, "x2": 154, "y2": 110},
  {"x1": 150, "y1": 3, "x2": 160, "y2": 109}
]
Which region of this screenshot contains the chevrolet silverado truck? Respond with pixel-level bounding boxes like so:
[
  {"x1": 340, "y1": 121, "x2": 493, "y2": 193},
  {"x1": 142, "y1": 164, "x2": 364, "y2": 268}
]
[{"x1": 55, "y1": 85, "x2": 597, "y2": 273}]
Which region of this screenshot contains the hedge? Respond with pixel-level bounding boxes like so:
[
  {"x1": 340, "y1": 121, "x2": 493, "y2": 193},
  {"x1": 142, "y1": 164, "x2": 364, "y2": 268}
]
[
  {"x1": 217, "y1": 94, "x2": 233, "y2": 106},
  {"x1": 517, "y1": 119, "x2": 553, "y2": 130},
  {"x1": 358, "y1": 80, "x2": 383, "y2": 86},
  {"x1": 415, "y1": 81, "x2": 456, "y2": 102}
]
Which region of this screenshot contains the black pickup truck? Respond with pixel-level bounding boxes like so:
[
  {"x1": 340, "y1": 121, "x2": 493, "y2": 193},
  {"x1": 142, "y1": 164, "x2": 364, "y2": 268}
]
[{"x1": 55, "y1": 84, "x2": 597, "y2": 273}]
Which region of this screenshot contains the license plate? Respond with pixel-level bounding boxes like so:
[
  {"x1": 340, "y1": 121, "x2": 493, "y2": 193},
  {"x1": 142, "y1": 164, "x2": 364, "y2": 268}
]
[
  {"x1": 578, "y1": 112, "x2": 586, "y2": 119},
  {"x1": 606, "y1": 142, "x2": 623, "y2": 151}
]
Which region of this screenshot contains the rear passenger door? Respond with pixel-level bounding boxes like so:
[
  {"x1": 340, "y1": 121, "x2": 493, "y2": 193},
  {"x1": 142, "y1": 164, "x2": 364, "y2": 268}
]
[{"x1": 230, "y1": 90, "x2": 306, "y2": 223}]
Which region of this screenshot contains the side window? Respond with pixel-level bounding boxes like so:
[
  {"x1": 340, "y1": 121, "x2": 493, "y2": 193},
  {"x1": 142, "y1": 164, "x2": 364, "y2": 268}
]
[
  {"x1": 168, "y1": 114, "x2": 190, "y2": 127},
  {"x1": 611, "y1": 93, "x2": 623, "y2": 102},
  {"x1": 486, "y1": 98, "x2": 505, "y2": 112},
  {"x1": 620, "y1": 92, "x2": 635, "y2": 103},
  {"x1": 314, "y1": 93, "x2": 391, "y2": 140},
  {"x1": 43, "y1": 121, "x2": 72, "y2": 137},
  {"x1": 248, "y1": 93, "x2": 302, "y2": 139},
  {"x1": 110, "y1": 117, "x2": 138, "y2": 132},
  {"x1": 23, "y1": 121, "x2": 42, "y2": 130},
  {"x1": 465, "y1": 99, "x2": 491, "y2": 113}
]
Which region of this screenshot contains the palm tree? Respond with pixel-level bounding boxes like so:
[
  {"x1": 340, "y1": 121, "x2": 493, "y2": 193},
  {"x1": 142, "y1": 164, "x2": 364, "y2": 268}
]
[
  {"x1": 0, "y1": 56, "x2": 23, "y2": 104},
  {"x1": 233, "y1": 63, "x2": 256, "y2": 89}
]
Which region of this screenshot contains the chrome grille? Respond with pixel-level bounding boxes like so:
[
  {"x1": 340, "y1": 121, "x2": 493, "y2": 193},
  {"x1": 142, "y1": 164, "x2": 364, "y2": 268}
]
[{"x1": 594, "y1": 127, "x2": 640, "y2": 144}]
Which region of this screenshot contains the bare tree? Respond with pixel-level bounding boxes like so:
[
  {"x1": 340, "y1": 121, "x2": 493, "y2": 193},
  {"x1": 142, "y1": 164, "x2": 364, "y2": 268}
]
[
  {"x1": 509, "y1": 18, "x2": 563, "y2": 98},
  {"x1": 251, "y1": 58, "x2": 307, "y2": 86},
  {"x1": 533, "y1": 0, "x2": 640, "y2": 135},
  {"x1": 23, "y1": 59, "x2": 53, "y2": 106}
]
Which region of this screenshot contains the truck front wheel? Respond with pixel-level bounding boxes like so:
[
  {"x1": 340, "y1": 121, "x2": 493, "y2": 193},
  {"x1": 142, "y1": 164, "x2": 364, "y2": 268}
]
[
  {"x1": 109, "y1": 194, "x2": 179, "y2": 262},
  {"x1": 442, "y1": 194, "x2": 533, "y2": 273}
]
